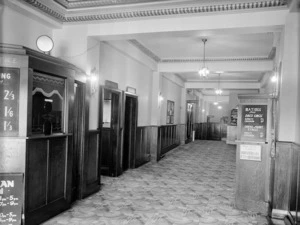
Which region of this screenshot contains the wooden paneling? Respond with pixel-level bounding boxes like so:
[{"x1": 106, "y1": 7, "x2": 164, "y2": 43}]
[
  {"x1": 82, "y1": 130, "x2": 101, "y2": 198},
  {"x1": 135, "y1": 127, "x2": 151, "y2": 168},
  {"x1": 235, "y1": 142, "x2": 270, "y2": 214},
  {"x1": 157, "y1": 125, "x2": 180, "y2": 159},
  {"x1": 194, "y1": 123, "x2": 207, "y2": 140},
  {"x1": 273, "y1": 142, "x2": 300, "y2": 216},
  {"x1": 48, "y1": 138, "x2": 66, "y2": 202},
  {"x1": 101, "y1": 128, "x2": 112, "y2": 176},
  {"x1": 207, "y1": 122, "x2": 221, "y2": 140},
  {"x1": 86, "y1": 130, "x2": 100, "y2": 184},
  {"x1": 25, "y1": 136, "x2": 71, "y2": 225},
  {"x1": 26, "y1": 139, "x2": 48, "y2": 212}
]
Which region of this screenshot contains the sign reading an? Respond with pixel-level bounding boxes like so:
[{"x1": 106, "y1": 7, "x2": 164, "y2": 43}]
[
  {"x1": 0, "y1": 67, "x2": 20, "y2": 136},
  {"x1": 241, "y1": 105, "x2": 267, "y2": 141},
  {"x1": 0, "y1": 173, "x2": 23, "y2": 225},
  {"x1": 240, "y1": 144, "x2": 262, "y2": 161}
]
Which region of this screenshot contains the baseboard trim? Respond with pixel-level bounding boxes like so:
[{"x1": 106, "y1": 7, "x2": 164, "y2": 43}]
[{"x1": 272, "y1": 209, "x2": 288, "y2": 219}]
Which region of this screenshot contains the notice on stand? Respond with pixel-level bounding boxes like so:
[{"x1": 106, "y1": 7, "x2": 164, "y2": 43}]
[
  {"x1": 240, "y1": 144, "x2": 261, "y2": 161},
  {"x1": 0, "y1": 67, "x2": 20, "y2": 136},
  {"x1": 0, "y1": 174, "x2": 23, "y2": 225},
  {"x1": 241, "y1": 105, "x2": 267, "y2": 141}
]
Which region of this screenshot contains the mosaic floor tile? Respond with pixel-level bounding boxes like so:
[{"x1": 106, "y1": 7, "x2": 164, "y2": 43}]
[{"x1": 43, "y1": 140, "x2": 270, "y2": 225}]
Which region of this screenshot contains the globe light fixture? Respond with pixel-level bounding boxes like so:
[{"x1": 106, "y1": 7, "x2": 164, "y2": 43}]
[
  {"x1": 36, "y1": 35, "x2": 54, "y2": 54},
  {"x1": 198, "y1": 39, "x2": 209, "y2": 77}
]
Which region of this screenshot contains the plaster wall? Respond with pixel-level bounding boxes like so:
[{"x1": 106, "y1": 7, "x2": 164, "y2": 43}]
[
  {"x1": 0, "y1": 6, "x2": 53, "y2": 50},
  {"x1": 208, "y1": 103, "x2": 229, "y2": 123},
  {"x1": 52, "y1": 25, "x2": 89, "y2": 72},
  {"x1": 160, "y1": 75, "x2": 183, "y2": 125},
  {"x1": 278, "y1": 12, "x2": 300, "y2": 143},
  {"x1": 99, "y1": 41, "x2": 153, "y2": 126}
]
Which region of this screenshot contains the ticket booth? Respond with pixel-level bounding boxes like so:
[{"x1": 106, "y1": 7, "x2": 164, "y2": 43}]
[{"x1": 235, "y1": 94, "x2": 275, "y2": 215}]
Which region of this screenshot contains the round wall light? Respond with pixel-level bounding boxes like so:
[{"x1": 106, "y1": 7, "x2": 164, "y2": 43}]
[{"x1": 36, "y1": 35, "x2": 54, "y2": 54}]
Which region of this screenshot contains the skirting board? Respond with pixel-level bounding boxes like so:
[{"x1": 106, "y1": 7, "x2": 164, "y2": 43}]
[{"x1": 272, "y1": 209, "x2": 288, "y2": 220}]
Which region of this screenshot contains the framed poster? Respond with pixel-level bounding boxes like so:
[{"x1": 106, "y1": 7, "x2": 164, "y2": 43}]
[
  {"x1": 241, "y1": 105, "x2": 267, "y2": 141},
  {"x1": 167, "y1": 100, "x2": 174, "y2": 124}
]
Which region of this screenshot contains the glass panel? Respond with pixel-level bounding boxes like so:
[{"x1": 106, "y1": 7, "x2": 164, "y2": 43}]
[{"x1": 32, "y1": 72, "x2": 65, "y2": 134}]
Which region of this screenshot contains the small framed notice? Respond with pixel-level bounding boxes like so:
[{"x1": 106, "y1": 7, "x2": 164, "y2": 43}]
[{"x1": 240, "y1": 144, "x2": 261, "y2": 161}]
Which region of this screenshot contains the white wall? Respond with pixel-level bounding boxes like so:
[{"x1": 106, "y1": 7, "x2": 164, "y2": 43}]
[
  {"x1": 0, "y1": 6, "x2": 53, "y2": 50},
  {"x1": 208, "y1": 102, "x2": 229, "y2": 123},
  {"x1": 99, "y1": 41, "x2": 153, "y2": 126},
  {"x1": 160, "y1": 74, "x2": 183, "y2": 125}
]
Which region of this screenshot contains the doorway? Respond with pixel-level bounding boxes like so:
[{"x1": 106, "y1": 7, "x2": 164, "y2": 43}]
[
  {"x1": 123, "y1": 94, "x2": 138, "y2": 171},
  {"x1": 186, "y1": 101, "x2": 197, "y2": 143},
  {"x1": 100, "y1": 87, "x2": 122, "y2": 177}
]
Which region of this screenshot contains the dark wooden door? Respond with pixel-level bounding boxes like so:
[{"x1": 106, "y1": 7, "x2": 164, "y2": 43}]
[
  {"x1": 123, "y1": 95, "x2": 138, "y2": 170},
  {"x1": 101, "y1": 87, "x2": 122, "y2": 177},
  {"x1": 72, "y1": 82, "x2": 85, "y2": 201}
]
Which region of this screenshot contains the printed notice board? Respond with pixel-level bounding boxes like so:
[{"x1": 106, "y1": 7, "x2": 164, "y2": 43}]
[
  {"x1": 241, "y1": 105, "x2": 267, "y2": 141},
  {"x1": 0, "y1": 67, "x2": 20, "y2": 136},
  {"x1": 0, "y1": 173, "x2": 23, "y2": 225},
  {"x1": 240, "y1": 144, "x2": 262, "y2": 161}
]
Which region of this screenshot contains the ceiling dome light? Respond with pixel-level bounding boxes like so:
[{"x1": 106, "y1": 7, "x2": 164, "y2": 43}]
[
  {"x1": 198, "y1": 39, "x2": 209, "y2": 77},
  {"x1": 218, "y1": 105, "x2": 222, "y2": 109}
]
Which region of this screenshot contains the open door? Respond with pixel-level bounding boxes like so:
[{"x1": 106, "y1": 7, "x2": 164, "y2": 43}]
[
  {"x1": 100, "y1": 86, "x2": 122, "y2": 177},
  {"x1": 123, "y1": 93, "x2": 138, "y2": 170}
]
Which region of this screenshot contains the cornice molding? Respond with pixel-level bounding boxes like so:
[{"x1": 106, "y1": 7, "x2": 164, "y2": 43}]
[
  {"x1": 161, "y1": 57, "x2": 271, "y2": 63},
  {"x1": 54, "y1": 0, "x2": 168, "y2": 9},
  {"x1": 20, "y1": 0, "x2": 288, "y2": 23}
]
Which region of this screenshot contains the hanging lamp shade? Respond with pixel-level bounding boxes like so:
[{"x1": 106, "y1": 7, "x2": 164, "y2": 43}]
[{"x1": 198, "y1": 39, "x2": 209, "y2": 77}]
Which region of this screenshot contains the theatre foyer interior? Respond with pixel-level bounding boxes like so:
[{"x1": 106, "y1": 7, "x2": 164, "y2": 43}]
[{"x1": 0, "y1": 0, "x2": 300, "y2": 224}]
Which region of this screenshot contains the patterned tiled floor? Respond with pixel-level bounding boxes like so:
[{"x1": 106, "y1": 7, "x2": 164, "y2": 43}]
[{"x1": 43, "y1": 140, "x2": 270, "y2": 225}]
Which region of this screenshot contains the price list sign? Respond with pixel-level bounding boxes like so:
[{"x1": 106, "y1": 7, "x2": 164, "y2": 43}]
[
  {"x1": 241, "y1": 105, "x2": 267, "y2": 141},
  {"x1": 0, "y1": 174, "x2": 23, "y2": 225},
  {"x1": 0, "y1": 67, "x2": 20, "y2": 136}
]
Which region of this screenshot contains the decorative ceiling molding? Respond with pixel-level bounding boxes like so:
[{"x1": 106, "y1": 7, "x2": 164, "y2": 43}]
[
  {"x1": 20, "y1": 0, "x2": 288, "y2": 23},
  {"x1": 128, "y1": 39, "x2": 272, "y2": 64},
  {"x1": 161, "y1": 57, "x2": 271, "y2": 63},
  {"x1": 128, "y1": 40, "x2": 161, "y2": 62},
  {"x1": 54, "y1": 0, "x2": 171, "y2": 9}
]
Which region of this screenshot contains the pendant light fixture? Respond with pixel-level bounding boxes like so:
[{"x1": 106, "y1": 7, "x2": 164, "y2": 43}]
[
  {"x1": 215, "y1": 73, "x2": 222, "y2": 95},
  {"x1": 198, "y1": 39, "x2": 209, "y2": 77}
]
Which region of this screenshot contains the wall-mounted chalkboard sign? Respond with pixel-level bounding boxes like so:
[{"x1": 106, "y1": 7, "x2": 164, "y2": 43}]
[
  {"x1": 241, "y1": 105, "x2": 267, "y2": 141},
  {"x1": 0, "y1": 173, "x2": 23, "y2": 225},
  {"x1": 0, "y1": 67, "x2": 20, "y2": 137}
]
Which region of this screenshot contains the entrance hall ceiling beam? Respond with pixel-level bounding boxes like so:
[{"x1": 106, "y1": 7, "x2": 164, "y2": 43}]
[
  {"x1": 185, "y1": 82, "x2": 261, "y2": 89},
  {"x1": 158, "y1": 59, "x2": 273, "y2": 73},
  {"x1": 87, "y1": 9, "x2": 287, "y2": 39}
]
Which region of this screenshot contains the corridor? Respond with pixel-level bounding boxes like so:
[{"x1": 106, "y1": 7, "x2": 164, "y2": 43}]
[{"x1": 43, "y1": 141, "x2": 269, "y2": 225}]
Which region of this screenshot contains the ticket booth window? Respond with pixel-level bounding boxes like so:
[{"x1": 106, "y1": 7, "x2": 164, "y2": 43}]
[{"x1": 31, "y1": 72, "x2": 65, "y2": 134}]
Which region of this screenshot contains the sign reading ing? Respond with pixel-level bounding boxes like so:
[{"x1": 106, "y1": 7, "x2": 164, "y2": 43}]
[{"x1": 0, "y1": 67, "x2": 20, "y2": 136}]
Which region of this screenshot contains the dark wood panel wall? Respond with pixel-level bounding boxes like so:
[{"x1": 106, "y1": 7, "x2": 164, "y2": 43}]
[
  {"x1": 157, "y1": 125, "x2": 180, "y2": 159},
  {"x1": 82, "y1": 130, "x2": 101, "y2": 198},
  {"x1": 272, "y1": 142, "x2": 300, "y2": 219},
  {"x1": 135, "y1": 126, "x2": 151, "y2": 167},
  {"x1": 26, "y1": 136, "x2": 72, "y2": 225},
  {"x1": 194, "y1": 123, "x2": 227, "y2": 141}
]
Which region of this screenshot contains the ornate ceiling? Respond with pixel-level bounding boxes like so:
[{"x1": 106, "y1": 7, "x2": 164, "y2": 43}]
[
  {"x1": 12, "y1": 0, "x2": 288, "y2": 97},
  {"x1": 20, "y1": 0, "x2": 288, "y2": 23}
]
